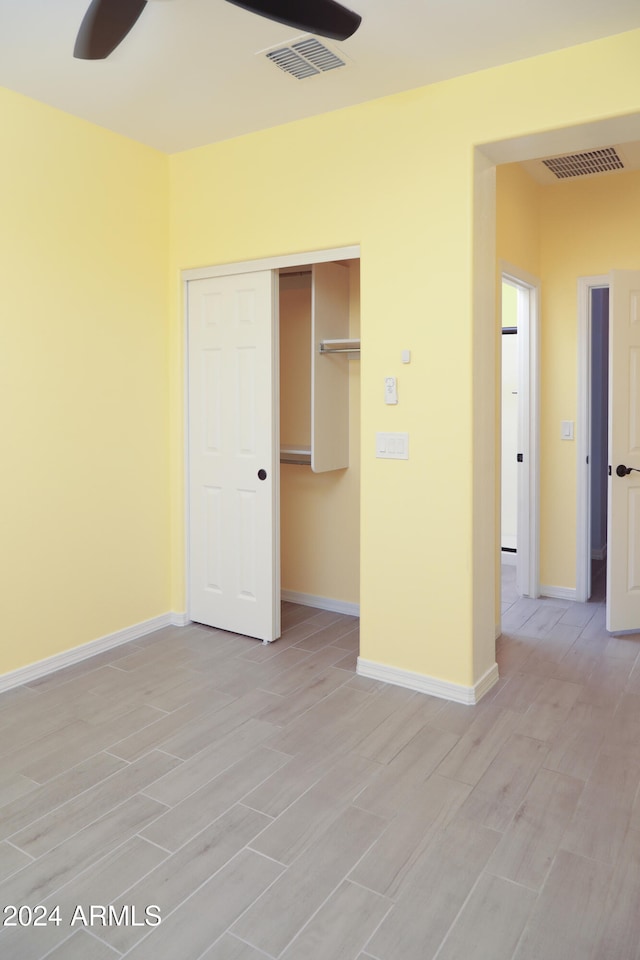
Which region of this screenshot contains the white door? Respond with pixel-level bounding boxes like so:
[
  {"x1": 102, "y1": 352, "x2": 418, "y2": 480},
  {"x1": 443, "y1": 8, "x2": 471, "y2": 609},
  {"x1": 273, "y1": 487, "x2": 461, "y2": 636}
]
[
  {"x1": 606, "y1": 270, "x2": 640, "y2": 632},
  {"x1": 187, "y1": 271, "x2": 280, "y2": 642}
]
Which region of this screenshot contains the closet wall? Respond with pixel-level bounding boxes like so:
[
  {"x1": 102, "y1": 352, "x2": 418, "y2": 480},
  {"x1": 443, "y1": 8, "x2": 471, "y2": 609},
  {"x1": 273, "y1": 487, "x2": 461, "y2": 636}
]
[{"x1": 279, "y1": 260, "x2": 360, "y2": 607}]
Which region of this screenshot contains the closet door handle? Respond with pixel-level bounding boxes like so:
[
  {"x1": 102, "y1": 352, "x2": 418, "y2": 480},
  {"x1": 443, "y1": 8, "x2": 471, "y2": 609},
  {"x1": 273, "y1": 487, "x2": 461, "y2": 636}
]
[
  {"x1": 616, "y1": 464, "x2": 640, "y2": 477},
  {"x1": 257, "y1": 469, "x2": 267, "y2": 481}
]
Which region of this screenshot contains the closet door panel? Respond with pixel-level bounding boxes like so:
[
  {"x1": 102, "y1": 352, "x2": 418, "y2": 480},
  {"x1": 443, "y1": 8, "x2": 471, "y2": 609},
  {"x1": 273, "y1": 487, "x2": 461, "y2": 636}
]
[{"x1": 188, "y1": 270, "x2": 280, "y2": 642}]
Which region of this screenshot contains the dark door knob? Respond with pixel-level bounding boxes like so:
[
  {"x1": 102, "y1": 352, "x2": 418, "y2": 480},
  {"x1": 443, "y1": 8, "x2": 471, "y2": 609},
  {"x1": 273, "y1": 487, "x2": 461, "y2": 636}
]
[
  {"x1": 616, "y1": 464, "x2": 640, "y2": 477},
  {"x1": 257, "y1": 469, "x2": 267, "y2": 481}
]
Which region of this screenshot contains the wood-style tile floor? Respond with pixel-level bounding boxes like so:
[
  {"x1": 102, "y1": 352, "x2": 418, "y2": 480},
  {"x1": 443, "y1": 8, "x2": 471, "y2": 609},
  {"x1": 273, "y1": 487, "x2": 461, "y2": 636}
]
[{"x1": 2, "y1": 571, "x2": 640, "y2": 959}]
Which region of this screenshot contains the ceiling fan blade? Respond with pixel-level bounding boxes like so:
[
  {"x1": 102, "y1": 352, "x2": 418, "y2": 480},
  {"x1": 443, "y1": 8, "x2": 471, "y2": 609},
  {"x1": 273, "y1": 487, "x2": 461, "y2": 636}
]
[
  {"x1": 224, "y1": 0, "x2": 361, "y2": 41},
  {"x1": 74, "y1": 0, "x2": 147, "y2": 60}
]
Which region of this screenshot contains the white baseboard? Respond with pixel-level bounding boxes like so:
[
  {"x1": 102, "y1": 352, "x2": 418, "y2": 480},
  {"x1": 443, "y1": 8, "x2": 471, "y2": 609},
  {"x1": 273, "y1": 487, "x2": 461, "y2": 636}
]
[
  {"x1": 540, "y1": 585, "x2": 578, "y2": 602},
  {"x1": 281, "y1": 590, "x2": 359, "y2": 617},
  {"x1": 356, "y1": 658, "x2": 499, "y2": 705},
  {"x1": 0, "y1": 612, "x2": 186, "y2": 694},
  {"x1": 171, "y1": 611, "x2": 191, "y2": 627}
]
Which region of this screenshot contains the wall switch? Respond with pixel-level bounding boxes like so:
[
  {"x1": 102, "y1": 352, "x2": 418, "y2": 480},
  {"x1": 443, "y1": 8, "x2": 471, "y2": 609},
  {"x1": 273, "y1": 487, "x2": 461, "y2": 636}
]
[
  {"x1": 561, "y1": 420, "x2": 574, "y2": 440},
  {"x1": 385, "y1": 376, "x2": 398, "y2": 404},
  {"x1": 376, "y1": 432, "x2": 409, "y2": 459},
  {"x1": 401, "y1": 350, "x2": 411, "y2": 364}
]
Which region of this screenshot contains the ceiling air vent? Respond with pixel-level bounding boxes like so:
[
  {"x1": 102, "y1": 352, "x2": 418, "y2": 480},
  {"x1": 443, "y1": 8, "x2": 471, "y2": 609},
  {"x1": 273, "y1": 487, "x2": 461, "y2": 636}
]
[
  {"x1": 265, "y1": 37, "x2": 347, "y2": 79},
  {"x1": 542, "y1": 147, "x2": 624, "y2": 180}
]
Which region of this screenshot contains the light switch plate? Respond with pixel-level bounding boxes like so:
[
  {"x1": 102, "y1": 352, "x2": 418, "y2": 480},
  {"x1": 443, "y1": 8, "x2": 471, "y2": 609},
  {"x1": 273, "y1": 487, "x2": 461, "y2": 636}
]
[
  {"x1": 376, "y1": 432, "x2": 409, "y2": 459},
  {"x1": 561, "y1": 420, "x2": 574, "y2": 440}
]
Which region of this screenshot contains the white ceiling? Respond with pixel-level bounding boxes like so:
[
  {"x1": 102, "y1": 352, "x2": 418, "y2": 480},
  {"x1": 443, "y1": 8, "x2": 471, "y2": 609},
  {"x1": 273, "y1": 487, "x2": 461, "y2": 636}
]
[{"x1": 1, "y1": 0, "x2": 640, "y2": 154}]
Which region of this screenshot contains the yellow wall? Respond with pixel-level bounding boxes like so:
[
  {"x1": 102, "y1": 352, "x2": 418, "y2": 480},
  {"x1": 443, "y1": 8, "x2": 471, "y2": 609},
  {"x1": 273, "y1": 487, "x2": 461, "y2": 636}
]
[
  {"x1": 502, "y1": 283, "x2": 518, "y2": 329},
  {"x1": 5, "y1": 26, "x2": 640, "y2": 691},
  {"x1": 280, "y1": 282, "x2": 312, "y2": 455},
  {"x1": 168, "y1": 103, "x2": 481, "y2": 684},
  {"x1": 496, "y1": 164, "x2": 541, "y2": 278},
  {"x1": 279, "y1": 263, "x2": 360, "y2": 604},
  {"x1": 0, "y1": 89, "x2": 170, "y2": 673},
  {"x1": 497, "y1": 162, "x2": 640, "y2": 592},
  {"x1": 168, "y1": 27, "x2": 640, "y2": 689}
]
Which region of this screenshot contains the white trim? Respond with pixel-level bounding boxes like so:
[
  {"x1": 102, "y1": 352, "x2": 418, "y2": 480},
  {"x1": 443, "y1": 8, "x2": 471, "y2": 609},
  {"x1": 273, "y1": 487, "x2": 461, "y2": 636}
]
[
  {"x1": 183, "y1": 272, "x2": 192, "y2": 632},
  {"x1": 539, "y1": 584, "x2": 578, "y2": 602},
  {"x1": 182, "y1": 245, "x2": 360, "y2": 282},
  {"x1": 272, "y1": 274, "x2": 282, "y2": 639},
  {"x1": 472, "y1": 148, "x2": 497, "y2": 697},
  {"x1": 474, "y1": 663, "x2": 501, "y2": 701},
  {"x1": 356, "y1": 658, "x2": 499, "y2": 705},
  {"x1": 576, "y1": 275, "x2": 609, "y2": 603},
  {"x1": 500, "y1": 261, "x2": 540, "y2": 292},
  {"x1": 501, "y1": 550, "x2": 517, "y2": 567},
  {"x1": 282, "y1": 590, "x2": 359, "y2": 617},
  {"x1": 500, "y1": 261, "x2": 541, "y2": 600},
  {"x1": 0, "y1": 614, "x2": 180, "y2": 693},
  {"x1": 171, "y1": 611, "x2": 191, "y2": 627}
]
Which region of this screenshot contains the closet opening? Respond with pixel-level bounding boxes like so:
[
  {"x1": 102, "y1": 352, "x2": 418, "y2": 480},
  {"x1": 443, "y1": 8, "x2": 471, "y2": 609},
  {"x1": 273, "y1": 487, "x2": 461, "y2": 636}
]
[
  {"x1": 279, "y1": 259, "x2": 361, "y2": 619},
  {"x1": 184, "y1": 245, "x2": 361, "y2": 644}
]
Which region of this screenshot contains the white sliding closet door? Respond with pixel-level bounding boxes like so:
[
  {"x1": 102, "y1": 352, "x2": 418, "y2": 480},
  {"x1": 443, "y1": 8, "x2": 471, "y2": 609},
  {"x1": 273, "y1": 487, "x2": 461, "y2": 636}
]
[
  {"x1": 607, "y1": 270, "x2": 640, "y2": 633},
  {"x1": 187, "y1": 271, "x2": 280, "y2": 642}
]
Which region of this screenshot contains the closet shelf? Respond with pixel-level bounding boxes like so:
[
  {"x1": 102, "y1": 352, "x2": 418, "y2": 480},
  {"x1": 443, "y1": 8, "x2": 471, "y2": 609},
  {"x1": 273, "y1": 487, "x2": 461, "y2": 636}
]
[
  {"x1": 318, "y1": 338, "x2": 360, "y2": 355},
  {"x1": 280, "y1": 445, "x2": 311, "y2": 465}
]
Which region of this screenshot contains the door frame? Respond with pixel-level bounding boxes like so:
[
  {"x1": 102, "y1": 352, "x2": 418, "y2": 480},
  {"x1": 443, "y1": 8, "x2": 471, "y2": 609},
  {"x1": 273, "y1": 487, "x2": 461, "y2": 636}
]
[
  {"x1": 182, "y1": 244, "x2": 360, "y2": 627},
  {"x1": 500, "y1": 261, "x2": 541, "y2": 600},
  {"x1": 576, "y1": 274, "x2": 609, "y2": 603}
]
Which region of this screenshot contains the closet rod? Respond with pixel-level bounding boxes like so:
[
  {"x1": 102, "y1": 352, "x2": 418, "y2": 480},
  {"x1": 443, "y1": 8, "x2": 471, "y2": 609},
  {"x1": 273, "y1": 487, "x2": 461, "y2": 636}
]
[
  {"x1": 319, "y1": 347, "x2": 360, "y2": 354},
  {"x1": 319, "y1": 339, "x2": 361, "y2": 354},
  {"x1": 280, "y1": 446, "x2": 311, "y2": 466}
]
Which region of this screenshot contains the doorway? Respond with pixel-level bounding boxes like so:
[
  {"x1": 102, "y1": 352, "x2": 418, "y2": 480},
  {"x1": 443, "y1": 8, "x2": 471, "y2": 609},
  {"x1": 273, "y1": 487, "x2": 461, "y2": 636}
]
[
  {"x1": 590, "y1": 287, "x2": 609, "y2": 602},
  {"x1": 577, "y1": 277, "x2": 610, "y2": 603},
  {"x1": 278, "y1": 259, "x2": 361, "y2": 617},
  {"x1": 500, "y1": 280, "x2": 518, "y2": 563},
  {"x1": 475, "y1": 116, "x2": 640, "y2": 666},
  {"x1": 500, "y1": 265, "x2": 540, "y2": 604}
]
